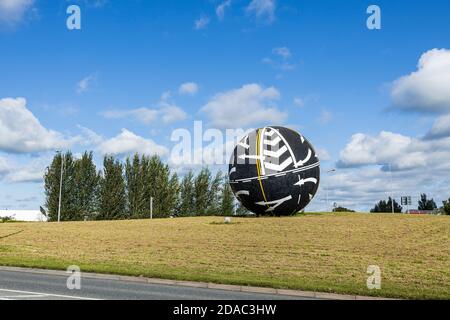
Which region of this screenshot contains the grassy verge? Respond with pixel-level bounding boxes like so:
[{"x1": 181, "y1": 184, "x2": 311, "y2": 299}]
[{"x1": 0, "y1": 213, "x2": 448, "y2": 299}]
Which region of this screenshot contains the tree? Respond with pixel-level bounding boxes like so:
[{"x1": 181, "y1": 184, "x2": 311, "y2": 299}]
[
  {"x1": 73, "y1": 151, "x2": 100, "y2": 220},
  {"x1": 207, "y1": 170, "x2": 223, "y2": 215},
  {"x1": 125, "y1": 154, "x2": 145, "y2": 218},
  {"x1": 370, "y1": 197, "x2": 402, "y2": 213},
  {"x1": 98, "y1": 155, "x2": 127, "y2": 220},
  {"x1": 44, "y1": 152, "x2": 63, "y2": 222},
  {"x1": 44, "y1": 151, "x2": 78, "y2": 221},
  {"x1": 442, "y1": 198, "x2": 450, "y2": 215},
  {"x1": 194, "y1": 168, "x2": 212, "y2": 216},
  {"x1": 418, "y1": 193, "x2": 437, "y2": 211},
  {"x1": 220, "y1": 179, "x2": 235, "y2": 216},
  {"x1": 166, "y1": 172, "x2": 180, "y2": 217},
  {"x1": 60, "y1": 152, "x2": 78, "y2": 221},
  {"x1": 145, "y1": 155, "x2": 171, "y2": 218},
  {"x1": 177, "y1": 171, "x2": 195, "y2": 216}
]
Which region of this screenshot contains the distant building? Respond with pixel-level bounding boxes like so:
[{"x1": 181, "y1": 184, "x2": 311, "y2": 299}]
[
  {"x1": 0, "y1": 210, "x2": 47, "y2": 222},
  {"x1": 406, "y1": 209, "x2": 436, "y2": 215}
]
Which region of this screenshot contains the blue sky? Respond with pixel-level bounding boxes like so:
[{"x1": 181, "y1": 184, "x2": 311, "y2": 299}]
[{"x1": 1, "y1": 0, "x2": 450, "y2": 212}]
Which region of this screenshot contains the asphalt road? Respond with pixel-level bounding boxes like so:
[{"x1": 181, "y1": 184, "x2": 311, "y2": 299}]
[{"x1": 0, "y1": 268, "x2": 315, "y2": 300}]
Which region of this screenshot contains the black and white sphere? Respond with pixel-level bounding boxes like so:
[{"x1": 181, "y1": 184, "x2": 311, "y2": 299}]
[{"x1": 229, "y1": 126, "x2": 320, "y2": 216}]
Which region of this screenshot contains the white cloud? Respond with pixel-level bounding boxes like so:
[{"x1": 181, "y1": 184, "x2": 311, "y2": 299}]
[
  {"x1": 306, "y1": 128, "x2": 450, "y2": 212},
  {"x1": 101, "y1": 103, "x2": 186, "y2": 125},
  {"x1": 101, "y1": 89, "x2": 188, "y2": 125},
  {"x1": 216, "y1": 0, "x2": 231, "y2": 21},
  {"x1": 426, "y1": 114, "x2": 450, "y2": 139},
  {"x1": 77, "y1": 74, "x2": 97, "y2": 94},
  {"x1": 330, "y1": 124, "x2": 450, "y2": 211},
  {"x1": 337, "y1": 130, "x2": 450, "y2": 172},
  {"x1": 86, "y1": 0, "x2": 108, "y2": 8},
  {"x1": 338, "y1": 131, "x2": 415, "y2": 169},
  {"x1": 0, "y1": 157, "x2": 10, "y2": 175},
  {"x1": 160, "y1": 90, "x2": 171, "y2": 101},
  {"x1": 0, "y1": 0, "x2": 34, "y2": 25},
  {"x1": 293, "y1": 97, "x2": 304, "y2": 107},
  {"x1": 318, "y1": 110, "x2": 332, "y2": 125},
  {"x1": 0, "y1": 154, "x2": 50, "y2": 184},
  {"x1": 179, "y1": 82, "x2": 199, "y2": 95},
  {"x1": 6, "y1": 161, "x2": 45, "y2": 183},
  {"x1": 316, "y1": 148, "x2": 331, "y2": 161},
  {"x1": 194, "y1": 16, "x2": 210, "y2": 30},
  {"x1": 272, "y1": 47, "x2": 291, "y2": 60},
  {"x1": 246, "y1": 0, "x2": 276, "y2": 23},
  {"x1": 391, "y1": 48, "x2": 450, "y2": 113},
  {"x1": 97, "y1": 129, "x2": 168, "y2": 157},
  {"x1": 101, "y1": 108, "x2": 159, "y2": 124},
  {"x1": 159, "y1": 102, "x2": 188, "y2": 124},
  {"x1": 314, "y1": 155, "x2": 450, "y2": 212},
  {"x1": 201, "y1": 83, "x2": 286, "y2": 128},
  {"x1": 77, "y1": 125, "x2": 104, "y2": 146},
  {"x1": 263, "y1": 46, "x2": 297, "y2": 71},
  {"x1": 0, "y1": 97, "x2": 73, "y2": 153}
]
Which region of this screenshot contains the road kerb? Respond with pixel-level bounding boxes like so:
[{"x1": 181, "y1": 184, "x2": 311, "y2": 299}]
[
  {"x1": 0, "y1": 266, "x2": 394, "y2": 300},
  {"x1": 174, "y1": 281, "x2": 208, "y2": 288},
  {"x1": 241, "y1": 286, "x2": 278, "y2": 294},
  {"x1": 276, "y1": 289, "x2": 316, "y2": 298},
  {"x1": 146, "y1": 278, "x2": 178, "y2": 286},
  {"x1": 207, "y1": 283, "x2": 241, "y2": 291},
  {"x1": 314, "y1": 292, "x2": 356, "y2": 300}
]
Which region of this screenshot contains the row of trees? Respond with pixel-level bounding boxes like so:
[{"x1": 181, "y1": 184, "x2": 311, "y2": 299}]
[
  {"x1": 370, "y1": 194, "x2": 449, "y2": 214},
  {"x1": 370, "y1": 197, "x2": 403, "y2": 213},
  {"x1": 44, "y1": 151, "x2": 244, "y2": 222}
]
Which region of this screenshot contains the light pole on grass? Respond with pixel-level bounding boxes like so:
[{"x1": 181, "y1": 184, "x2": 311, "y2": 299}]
[
  {"x1": 378, "y1": 163, "x2": 394, "y2": 214},
  {"x1": 325, "y1": 169, "x2": 336, "y2": 212},
  {"x1": 150, "y1": 196, "x2": 153, "y2": 219},
  {"x1": 57, "y1": 151, "x2": 65, "y2": 223}
]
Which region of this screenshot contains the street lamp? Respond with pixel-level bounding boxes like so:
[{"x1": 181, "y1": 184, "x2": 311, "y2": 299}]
[
  {"x1": 378, "y1": 163, "x2": 394, "y2": 214},
  {"x1": 325, "y1": 169, "x2": 336, "y2": 212},
  {"x1": 57, "y1": 151, "x2": 65, "y2": 223}
]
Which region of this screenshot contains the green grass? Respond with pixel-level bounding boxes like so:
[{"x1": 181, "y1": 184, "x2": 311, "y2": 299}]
[{"x1": 0, "y1": 213, "x2": 449, "y2": 299}]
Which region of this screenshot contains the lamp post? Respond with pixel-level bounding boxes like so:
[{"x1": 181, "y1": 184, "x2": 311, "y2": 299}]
[
  {"x1": 325, "y1": 169, "x2": 336, "y2": 212},
  {"x1": 150, "y1": 197, "x2": 153, "y2": 219},
  {"x1": 389, "y1": 163, "x2": 394, "y2": 214},
  {"x1": 378, "y1": 163, "x2": 394, "y2": 214},
  {"x1": 57, "y1": 152, "x2": 64, "y2": 223}
]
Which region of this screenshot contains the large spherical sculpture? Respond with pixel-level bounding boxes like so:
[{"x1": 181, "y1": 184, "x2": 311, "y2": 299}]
[{"x1": 229, "y1": 126, "x2": 320, "y2": 216}]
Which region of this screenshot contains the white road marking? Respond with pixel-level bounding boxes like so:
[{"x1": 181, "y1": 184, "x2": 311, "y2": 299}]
[
  {"x1": 235, "y1": 190, "x2": 250, "y2": 197},
  {"x1": 265, "y1": 130, "x2": 275, "y2": 137},
  {"x1": 0, "y1": 288, "x2": 100, "y2": 300},
  {"x1": 294, "y1": 176, "x2": 318, "y2": 187},
  {"x1": 264, "y1": 157, "x2": 292, "y2": 172},
  {"x1": 275, "y1": 172, "x2": 287, "y2": 177},
  {"x1": 263, "y1": 145, "x2": 287, "y2": 158},
  {"x1": 295, "y1": 148, "x2": 312, "y2": 167},
  {"x1": 231, "y1": 161, "x2": 320, "y2": 183},
  {"x1": 256, "y1": 195, "x2": 293, "y2": 212},
  {"x1": 1, "y1": 295, "x2": 49, "y2": 298},
  {"x1": 267, "y1": 127, "x2": 298, "y2": 167},
  {"x1": 238, "y1": 142, "x2": 250, "y2": 149},
  {"x1": 264, "y1": 136, "x2": 281, "y2": 146},
  {"x1": 238, "y1": 135, "x2": 250, "y2": 149},
  {"x1": 238, "y1": 154, "x2": 265, "y2": 161}
]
